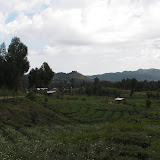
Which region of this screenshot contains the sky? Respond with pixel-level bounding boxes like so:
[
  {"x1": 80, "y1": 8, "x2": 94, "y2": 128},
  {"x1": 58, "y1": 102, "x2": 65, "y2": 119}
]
[{"x1": 0, "y1": 0, "x2": 160, "y2": 75}]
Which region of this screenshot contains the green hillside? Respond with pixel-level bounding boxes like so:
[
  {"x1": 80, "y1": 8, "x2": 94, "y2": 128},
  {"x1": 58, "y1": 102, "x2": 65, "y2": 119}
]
[
  {"x1": 53, "y1": 71, "x2": 92, "y2": 83},
  {"x1": 89, "y1": 69, "x2": 160, "y2": 82},
  {"x1": 0, "y1": 97, "x2": 70, "y2": 128},
  {"x1": 1, "y1": 93, "x2": 160, "y2": 159}
]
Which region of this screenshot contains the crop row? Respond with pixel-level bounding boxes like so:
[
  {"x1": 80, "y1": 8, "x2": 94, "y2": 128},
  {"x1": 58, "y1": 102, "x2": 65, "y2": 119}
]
[
  {"x1": 1, "y1": 122, "x2": 160, "y2": 159},
  {"x1": 41, "y1": 96, "x2": 160, "y2": 124}
]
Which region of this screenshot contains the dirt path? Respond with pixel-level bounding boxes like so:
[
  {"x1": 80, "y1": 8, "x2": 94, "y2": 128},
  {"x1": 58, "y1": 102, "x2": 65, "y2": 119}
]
[{"x1": 0, "y1": 96, "x2": 24, "y2": 100}]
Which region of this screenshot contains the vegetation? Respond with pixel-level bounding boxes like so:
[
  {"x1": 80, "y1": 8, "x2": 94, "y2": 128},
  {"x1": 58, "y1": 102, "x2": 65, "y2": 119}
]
[
  {"x1": 0, "y1": 92, "x2": 160, "y2": 159},
  {"x1": 28, "y1": 62, "x2": 54, "y2": 88},
  {"x1": 0, "y1": 37, "x2": 54, "y2": 98},
  {"x1": 1, "y1": 37, "x2": 160, "y2": 159},
  {"x1": 52, "y1": 76, "x2": 160, "y2": 97},
  {"x1": 88, "y1": 68, "x2": 160, "y2": 81},
  {"x1": 0, "y1": 37, "x2": 29, "y2": 92},
  {"x1": 52, "y1": 71, "x2": 91, "y2": 83}
]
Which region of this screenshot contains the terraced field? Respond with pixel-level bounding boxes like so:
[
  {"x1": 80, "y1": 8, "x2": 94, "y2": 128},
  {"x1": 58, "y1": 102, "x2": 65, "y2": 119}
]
[
  {"x1": 39, "y1": 95, "x2": 160, "y2": 125},
  {"x1": 0, "y1": 93, "x2": 160, "y2": 159}
]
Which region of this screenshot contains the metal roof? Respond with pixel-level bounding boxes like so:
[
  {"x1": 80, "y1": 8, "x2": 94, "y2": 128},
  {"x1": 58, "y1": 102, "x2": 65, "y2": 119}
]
[
  {"x1": 37, "y1": 88, "x2": 48, "y2": 90},
  {"x1": 47, "y1": 91, "x2": 56, "y2": 94},
  {"x1": 115, "y1": 97, "x2": 125, "y2": 101}
]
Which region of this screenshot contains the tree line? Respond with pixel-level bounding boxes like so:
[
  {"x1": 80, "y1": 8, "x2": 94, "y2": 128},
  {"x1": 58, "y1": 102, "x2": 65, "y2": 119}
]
[
  {"x1": 1, "y1": 37, "x2": 160, "y2": 98},
  {"x1": 0, "y1": 37, "x2": 54, "y2": 95},
  {"x1": 52, "y1": 77, "x2": 160, "y2": 97}
]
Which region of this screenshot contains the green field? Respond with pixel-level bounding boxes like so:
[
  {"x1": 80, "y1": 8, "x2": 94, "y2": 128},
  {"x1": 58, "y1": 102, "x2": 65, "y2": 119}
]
[{"x1": 0, "y1": 93, "x2": 160, "y2": 159}]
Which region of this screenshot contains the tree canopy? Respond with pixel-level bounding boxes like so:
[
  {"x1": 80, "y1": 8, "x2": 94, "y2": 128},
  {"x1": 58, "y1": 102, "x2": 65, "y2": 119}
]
[
  {"x1": 0, "y1": 37, "x2": 55, "y2": 93},
  {"x1": 6, "y1": 37, "x2": 30, "y2": 91},
  {"x1": 28, "y1": 62, "x2": 54, "y2": 88},
  {"x1": 0, "y1": 37, "x2": 30, "y2": 91}
]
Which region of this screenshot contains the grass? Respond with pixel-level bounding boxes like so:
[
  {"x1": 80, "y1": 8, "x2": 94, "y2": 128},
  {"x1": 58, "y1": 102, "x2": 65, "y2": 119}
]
[
  {"x1": 0, "y1": 92, "x2": 160, "y2": 159},
  {"x1": 0, "y1": 89, "x2": 25, "y2": 97}
]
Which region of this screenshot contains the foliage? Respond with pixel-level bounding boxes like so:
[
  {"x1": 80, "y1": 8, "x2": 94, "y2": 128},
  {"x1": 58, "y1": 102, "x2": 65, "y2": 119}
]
[
  {"x1": 100, "y1": 87, "x2": 121, "y2": 97},
  {"x1": 146, "y1": 99, "x2": 151, "y2": 108},
  {"x1": 0, "y1": 42, "x2": 7, "y2": 88},
  {"x1": 26, "y1": 91, "x2": 36, "y2": 101},
  {"x1": 6, "y1": 37, "x2": 30, "y2": 91},
  {"x1": 2, "y1": 36, "x2": 160, "y2": 159},
  {"x1": 0, "y1": 38, "x2": 29, "y2": 92},
  {"x1": 53, "y1": 77, "x2": 160, "y2": 97},
  {"x1": 28, "y1": 62, "x2": 54, "y2": 88},
  {"x1": 1, "y1": 94, "x2": 160, "y2": 159},
  {"x1": 146, "y1": 91, "x2": 160, "y2": 99},
  {"x1": 130, "y1": 89, "x2": 134, "y2": 98}
]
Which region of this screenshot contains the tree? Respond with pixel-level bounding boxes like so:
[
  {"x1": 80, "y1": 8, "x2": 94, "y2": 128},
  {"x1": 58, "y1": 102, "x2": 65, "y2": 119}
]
[
  {"x1": 0, "y1": 42, "x2": 7, "y2": 87},
  {"x1": 6, "y1": 37, "x2": 30, "y2": 91},
  {"x1": 40, "y1": 62, "x2": 54, "y2": 87},
  {"x1": 85, "y1": 85, "x2": 93, "y2": 96},
  {"x1": 130, "y1": 89, "x2": 134, "y2": 98},
  {"x1": 28, "y1": 68, "x2": 39, "y2": 87},
  {"x1": 146, "y1": 92, "x2": 151, "y2": 99},
  {"x1": 131, "y1": 78, "x2": 138, "y2": 91},
  {"x1": 93, "y1": 77, "x2": 100, "y2": 94},
  {"x1": 28, "y1": 62, "x2": 54, "y2": 88},
  {"x1": 94, "y1": 77, "x2": 99, "y2": 85}
]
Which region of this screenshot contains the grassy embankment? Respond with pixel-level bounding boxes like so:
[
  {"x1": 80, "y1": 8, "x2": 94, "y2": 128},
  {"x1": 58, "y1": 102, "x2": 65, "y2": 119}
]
[{"x1": 0, "y1": 91, "x2": 160, "y2": 159}]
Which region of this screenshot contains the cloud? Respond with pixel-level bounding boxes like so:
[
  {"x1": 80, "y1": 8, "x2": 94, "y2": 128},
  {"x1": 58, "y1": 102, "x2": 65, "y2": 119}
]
[
  {"x1": 1, "y1": 0, "x2": 160, "y2": 74},
  {"x1": 42, "y1": 45, "x2": 60, "y2": 56},
  {"x1": 0, "y1": 0, "x2": 51, "y2": 14}
]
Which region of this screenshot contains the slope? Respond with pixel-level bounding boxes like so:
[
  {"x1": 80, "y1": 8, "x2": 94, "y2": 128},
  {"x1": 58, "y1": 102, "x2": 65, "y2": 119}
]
[
  {"x1": 88, "y1": 68, "x2": 160, "y2": 82},
  {"x1": 53, "y1": 71, "x2": 92, "y2": 83},
  {"x1": 0, "y1": 97, "x2": 70, "y2": 128}
]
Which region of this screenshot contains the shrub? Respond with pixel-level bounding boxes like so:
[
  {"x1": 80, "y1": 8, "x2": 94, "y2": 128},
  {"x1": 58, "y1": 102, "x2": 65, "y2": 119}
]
[
  {"x1": 44, "y1": 97, "x2": 48, "y2": 102},
  {"x1": 26, "y1": 91, "x2": 36, "y2": 101},
  {"x1": 146, "y1": 92, "x2": 151, "y2": 99},
  {"x1": 146, "y1": 99, "x2": 151, "y2": 108}
]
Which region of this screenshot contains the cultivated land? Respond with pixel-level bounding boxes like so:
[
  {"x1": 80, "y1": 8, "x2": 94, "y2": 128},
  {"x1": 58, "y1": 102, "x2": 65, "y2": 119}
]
[{"x1": 0, "y1": 92, "x2": 160, "y2": 160}]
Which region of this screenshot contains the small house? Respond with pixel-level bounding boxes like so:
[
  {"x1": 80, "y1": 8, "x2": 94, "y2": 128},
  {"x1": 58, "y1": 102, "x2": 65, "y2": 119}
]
[
  {"x1": 115, "y1": 97, "x2": 125, "y2": 104},
  {"x1": 47, "y1": 91, "x2": 57, "y2": 96},
  {"x1": 37, "y1": 88, "x2": 48, "y2": 91}
]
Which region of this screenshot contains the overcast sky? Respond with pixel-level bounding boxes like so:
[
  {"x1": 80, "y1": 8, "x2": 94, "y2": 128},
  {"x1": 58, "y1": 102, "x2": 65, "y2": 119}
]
[{"x1": 1, "y1": 0, "x2": 160, "y2": 75}]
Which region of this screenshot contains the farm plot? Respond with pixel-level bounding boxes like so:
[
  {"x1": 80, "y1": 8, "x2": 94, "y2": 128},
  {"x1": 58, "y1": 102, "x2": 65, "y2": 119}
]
[
  {"x1": 41, "y1": 96, "x2": 160, "y2": 125},
  {"x1": 1, "y1": 122, "x2": 160, "y2": 160},
  {"x1": 1, "y1": 95, "x2": 160, "y2": 159}
]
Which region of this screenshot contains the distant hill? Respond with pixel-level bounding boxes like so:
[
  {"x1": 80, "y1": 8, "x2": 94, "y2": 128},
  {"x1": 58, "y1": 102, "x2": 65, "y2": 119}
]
[
  {"x1": 88, "y1": 69, "x2": 160, "y2": 82},
  {"x1": 52, "y1": 71, "x2": 92, "y2": 83}
]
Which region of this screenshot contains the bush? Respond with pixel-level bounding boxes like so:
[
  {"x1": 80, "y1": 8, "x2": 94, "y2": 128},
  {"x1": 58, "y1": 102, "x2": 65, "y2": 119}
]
[
  {"x1": 146, "y1": 99, "x2": 151, "y2": 108},
  {"x1": 44, "y1": 97, "x2": 48, "y2": 102},
  {"x1": 26, "y1": 91, "x2": 36, "y2": 101}
]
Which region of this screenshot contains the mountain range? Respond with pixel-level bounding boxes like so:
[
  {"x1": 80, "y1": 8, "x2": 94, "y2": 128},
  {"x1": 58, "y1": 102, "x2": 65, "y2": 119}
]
[
  {"x1": 52, "y1": 69, "x2": 160, "y2": 83},
  {"x1": 88, "y1": 69, "x2": 160, "y2": 82}
]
